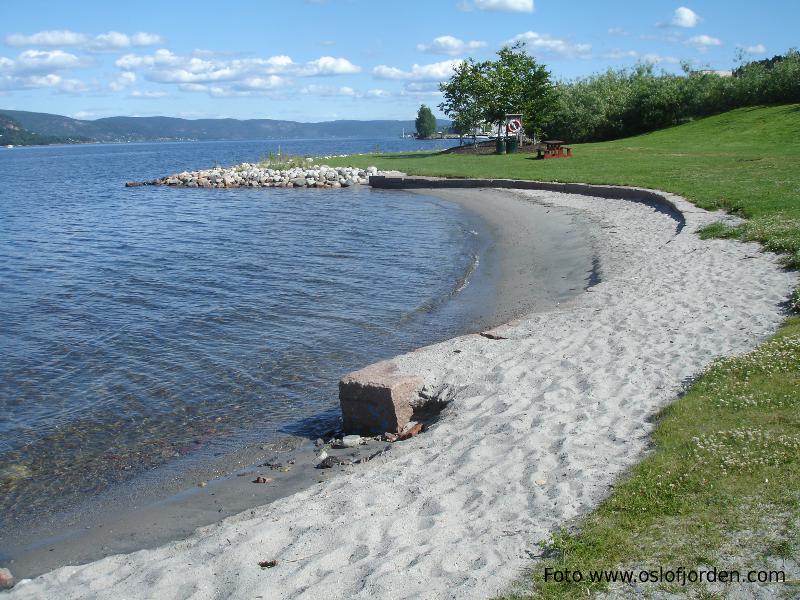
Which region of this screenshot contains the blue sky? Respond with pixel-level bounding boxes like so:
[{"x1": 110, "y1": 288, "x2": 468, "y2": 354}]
[{"x1": 1, "y1": 0, "x2": 796, "y2": 122}]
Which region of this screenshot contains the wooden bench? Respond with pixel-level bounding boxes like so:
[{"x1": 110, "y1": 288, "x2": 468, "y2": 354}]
[{"x1": 536, "y1": 140, "x2": 572, "y2": 159}]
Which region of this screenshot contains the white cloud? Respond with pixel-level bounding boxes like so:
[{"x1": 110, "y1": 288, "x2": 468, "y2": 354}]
[
  {"x1": 602, "y1": 50, "x2": 680, "y2": 64},
  {"x1": 130, "y1": 32, "x2": 162, "y2": 46},
  {"x1": 688, "y1": 34, "x2": 722, "y2": 48},
  {"x1": 4, "y1": 30, "x2": 163, "y2": 52},
  {"x1": 608, "y1": 27, "x2": 629, "y2": 36},
  {"x1": 0, "y1": 49, "x2": 90, "y2": 91},
  {"x1": 109, "y1": 70, "x2": 136, "y2": 91},
  {"x1": 417, "y1": 35, "x2": 487, "y2": 56},
  {"x1": 366, "y1": 88, "x2": 390, "y2": 97},
  {"x1": 506, "y1": 32, "x2": 591, "y2": 58},
  {"x1": 404, "y1": 82, "x2": 442, "y2": 92},
  {"x1": 177, "y1": 83, "x2": 251, "y2": 97},
  {"x1": 14, "y1": 49, "x2": 86, "y2": 73},
  {"x1": 234, "y1": 75, "x2": 286, "y2": 90},
  {"x1": 72, "y1": 110, "x2": 98, "y2": 119},
  {"x1": 115, "y1": 50, "x2": 360, "y2": 92},
  {"x1": 58, "y1": 78, "x2": 90, "y2": 93},
  {"x1": 0, "y1": 71, "x2": 89, "y2": 93},
  {"x1": 301, "y1": 84, "x2": 356, "y2": 96},
  {"x1": 603, "y1": 50, "x2": 640, "y2": 60},
  {"x1": 5, "y1": 30, "x2": 88, "y2": 46},
  {"x1": 373, "y1": 59, "x2": 462, "y2": 81},
  {"x1": 641, "y1": 53, "x2": 681, "y2": 64},
  {"x1": 25, "y1": 73, "x2": 62, "y2": 87},
  {"x1": 671, "y1": 6, "x2": 701, "y2": 28},
  {"x1": 744, "y1": 44, "x2": 767, "y2": 54},
  {"x1": 460, "y1": 0, "x2": 533, "y2": 12},
  {"x1": 299, "y1": 56, "x2": 361, "y2": 76},
  {"x1": 130, "y1": 90, "x2": 168, "y2": 98}
]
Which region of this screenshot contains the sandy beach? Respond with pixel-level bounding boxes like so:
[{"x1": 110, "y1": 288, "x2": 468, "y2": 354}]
[{"x1": 5, "y1": 185, "x2": 796, "y2": 599}]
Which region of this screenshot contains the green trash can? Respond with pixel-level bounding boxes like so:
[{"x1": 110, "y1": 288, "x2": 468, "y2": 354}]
[
  {"x1": 496, "y1": 138, "x2": 507, "y2": 155},
  {"x1": 507, "y1": 137, "x2": 519, "y2": 153}
]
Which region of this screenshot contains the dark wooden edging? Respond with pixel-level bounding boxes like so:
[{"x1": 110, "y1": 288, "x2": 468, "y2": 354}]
[{"x1": 369, "y1": 175, "x2": 686, "y2": 233}]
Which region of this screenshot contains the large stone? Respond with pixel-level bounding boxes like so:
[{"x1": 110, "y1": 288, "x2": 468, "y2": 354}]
[
  {"x1": 0, "y1": 568, "x2": 14, "y2": 590},
  {"x1": 339, "y1": 361, "x2": 422, "y2": 435}
]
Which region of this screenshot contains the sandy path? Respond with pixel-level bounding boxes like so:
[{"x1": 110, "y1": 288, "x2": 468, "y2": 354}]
[{"x1": 7, "y1": 188, "x2": 796, "y2": 599}]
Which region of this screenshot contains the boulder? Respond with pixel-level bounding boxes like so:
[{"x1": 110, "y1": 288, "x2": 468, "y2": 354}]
[
  {"x1": 0, "y1": 568, "x2": 14, "y2": 590},
  {"x1": 339, "y1": 361, "x2": 422, "y2": 435},
  {"x1": 290, "y1": 177, "x2": 307, "y2": 187}
]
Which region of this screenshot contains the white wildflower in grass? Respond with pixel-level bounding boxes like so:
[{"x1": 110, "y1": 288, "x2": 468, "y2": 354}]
[{"x1": 692, "y1": 429, "x2": 800, "y2": 474}]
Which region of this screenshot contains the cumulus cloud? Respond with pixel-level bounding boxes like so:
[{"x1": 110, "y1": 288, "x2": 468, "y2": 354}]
[
  {"x1": 4, "y1": 30, "x2": 163, "y2": 52},
  {"x1": 13, "y1": 49, "x2": 86, "y2": 73},
  {"x1": 744, "y1": 44, "x2": 766, "y2": 54},
  {"x1": 459, "y1": 0, "x2": 533, "y2": 12},
  {"x1": 130, "y1": 89, "x2": 168, "y2": 98},
  {"x1": 416, "y1": 36, "x2": 487, "y2": 56},
  {"x1": 301, "y1": 84, "x2": 356, "y2": 96},
  {"x1": 234, "y1": 75, "x2": 287, "y2": 90},
  {"x1": 366, "y1": 88, "x2": 390, "y2": 97},
  {"x1": 5, "y1": 30, "x2": 88, "y2": 46},
  {"x1": 373, "y1": 59, "x2": 462, "y2": 81},
  {"x1": 403, "y1": 81, "x2": 443, "y2": 93},
  {"x1": 505, "y1": 32, "x2": 591, "y2": 58},
  {"x1": 603, "y1": 50, "x2": 680, "y2": 64},
  {"x1": 299, "y1": 56, "x2": 361, "y2": 76},
  {"x1": 0, "y1": 49, "x2": 91, "y2": 93},
  {"x1": 177, "y1": 83, "x2": 253, "y2": 97},
  {"x1": 670, "y1": 6, "x2": 701, "y2": 28},
  {"x1": 687, "y1": 34, "x2": 722, "y2": 48},
  {"x1": 115, "y1": 50, "x2": 360, "y2": 87},
  {"x1": 109, "y1": 70, "x2": 136, "y2": 91},
  {"x1": 0, "y1": 70, "x2": 89, "y2": 93}
]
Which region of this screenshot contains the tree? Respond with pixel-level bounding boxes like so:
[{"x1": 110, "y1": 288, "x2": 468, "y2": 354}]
[
  {"x1": 439, "y1": 59, "x2": 489, "y2": 145},
  {"x1": 415, "y1": 105, "x2": 437, "y2": 138},
  {"x1": 437, "y1": 43, "x2": 553, "y2": 144},
  {"x1": 483, "y1": 42, "x2": 553, "y2": 140}
]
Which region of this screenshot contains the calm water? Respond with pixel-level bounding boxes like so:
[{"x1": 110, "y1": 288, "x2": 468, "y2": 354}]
[{"x1": 0, "y1": 137, "x2": 495, "y2": 527}]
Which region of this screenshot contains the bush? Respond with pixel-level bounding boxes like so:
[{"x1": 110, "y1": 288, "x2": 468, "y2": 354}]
[{"x1": 544, "y1": 50, "x2": 800, "y2": 142}]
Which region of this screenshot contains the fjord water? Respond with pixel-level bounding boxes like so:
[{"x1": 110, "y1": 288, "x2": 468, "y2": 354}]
[{"x1": 0, "y1": 137, "x2": 489, "y2": 529}]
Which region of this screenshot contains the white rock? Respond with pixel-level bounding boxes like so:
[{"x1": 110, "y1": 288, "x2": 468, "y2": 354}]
[{"x1": 341, "y1": 434, "x2": 363, "y2": 448}]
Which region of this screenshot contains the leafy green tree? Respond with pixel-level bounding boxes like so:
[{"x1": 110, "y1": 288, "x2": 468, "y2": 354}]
[
  {"x1": 437, "y1": 43, "x2": 553, "y2": 142},
  {"x1": 415, "y1": 105, "x2": 438, "y2": 138},
  {"x1": 439, "y1": 59, "x2": 489, "y2": 145},
  {"x1": 482, "y1": 42, "x2": 553, "y2": 140}
]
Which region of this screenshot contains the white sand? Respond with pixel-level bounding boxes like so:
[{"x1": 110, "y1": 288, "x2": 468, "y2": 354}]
[{"x1": 7, "y1": 188, "x2": 797, "y2": 599}]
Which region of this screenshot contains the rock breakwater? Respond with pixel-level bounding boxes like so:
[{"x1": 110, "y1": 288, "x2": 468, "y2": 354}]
[{"x1": 126, "y1": 164, "x2": 383, "y2": 188}]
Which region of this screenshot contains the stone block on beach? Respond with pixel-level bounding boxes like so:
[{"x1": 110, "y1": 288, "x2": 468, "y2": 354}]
[{"x1": 339, "y1": 361, "x2": 422, "y2": 435}]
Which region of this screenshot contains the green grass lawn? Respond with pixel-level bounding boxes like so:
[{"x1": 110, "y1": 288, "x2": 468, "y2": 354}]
[{"x1": 332, "y1": 105, "x2": 800, "y2": 597}]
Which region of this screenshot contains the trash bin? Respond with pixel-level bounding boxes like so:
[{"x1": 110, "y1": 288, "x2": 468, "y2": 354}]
[
  {"x1": 507, "y1": 137, "x2": 519, "y2": 153},
  {"x1": 496, "y1": 138, "x2": 507, "y2": 155}
]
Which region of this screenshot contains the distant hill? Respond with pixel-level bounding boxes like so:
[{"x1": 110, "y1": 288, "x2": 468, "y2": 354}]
[
  {"x1": 0, "y1": 113, "x2": 88, "y2": 146},
  {"x1": 0, "y1": 109, "x2": 450, "y2": 144}
]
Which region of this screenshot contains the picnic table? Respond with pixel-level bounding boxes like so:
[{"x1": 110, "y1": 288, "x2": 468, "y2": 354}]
[{"x1": 536, "y1": 140, "x2": 573, "y2": 159}]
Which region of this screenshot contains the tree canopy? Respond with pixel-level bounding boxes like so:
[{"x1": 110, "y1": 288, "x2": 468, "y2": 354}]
[
  {"x1": 439, "y1": 42, "x2": 553, "y2": 139},
  {"x1": 415, "y1": 105, "x2": 438, "y2": 138}
]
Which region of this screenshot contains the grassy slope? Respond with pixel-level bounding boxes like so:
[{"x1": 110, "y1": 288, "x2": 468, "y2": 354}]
[
  {"x1": 331, "y1": 105, "x2": 800, "y2": 597},
  {"x1": 332, "y1": 104, "x2": 800, "y2": 269}
]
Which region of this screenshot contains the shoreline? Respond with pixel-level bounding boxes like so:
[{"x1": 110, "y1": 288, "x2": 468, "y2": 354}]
[
  {"x1": 6, "y1": 183, "x2": 796, "y2": 599},
  {"x1": 1, "y1": 186, "x2": 596, "y2": 581}
]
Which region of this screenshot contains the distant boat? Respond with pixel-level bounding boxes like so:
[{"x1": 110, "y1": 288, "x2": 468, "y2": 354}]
[{"x1": 4, "y1": 145, "x2": 13, "y2": 149}]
